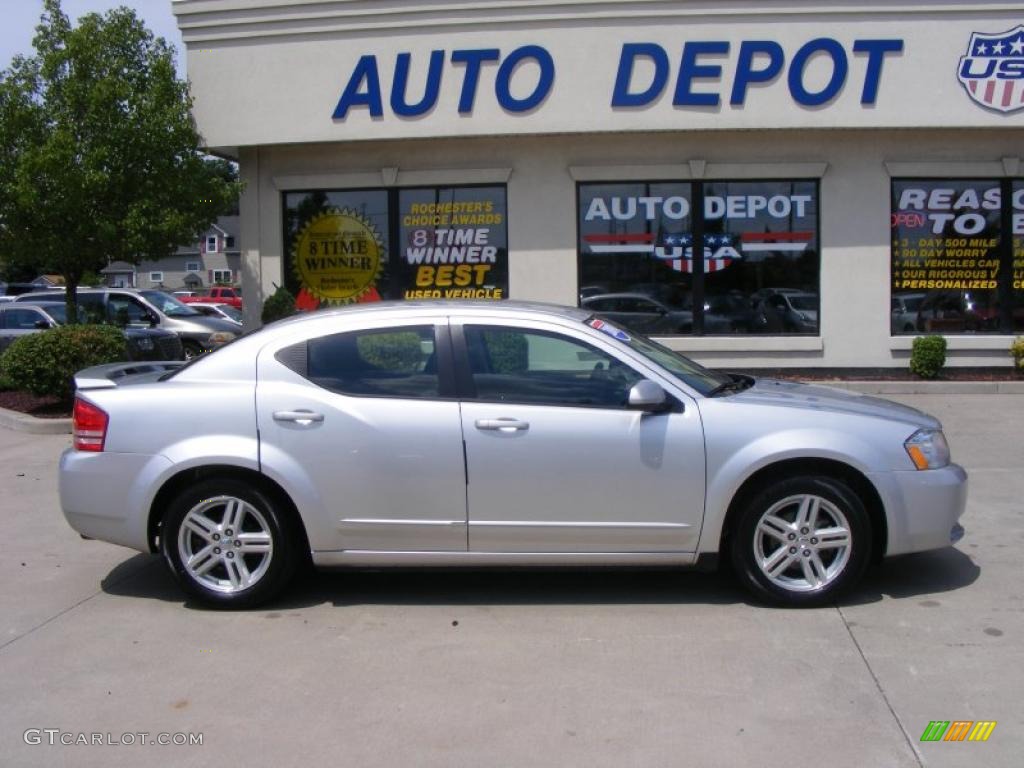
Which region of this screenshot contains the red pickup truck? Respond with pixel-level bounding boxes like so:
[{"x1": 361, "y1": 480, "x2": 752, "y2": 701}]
[{"x1": 178, "y1": 286, "x2": 243, "y2": 310}]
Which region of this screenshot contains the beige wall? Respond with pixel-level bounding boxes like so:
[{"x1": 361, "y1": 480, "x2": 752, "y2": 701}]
[{"x1": 238, "y1": 128, "x2": 1023, "y2": 368}]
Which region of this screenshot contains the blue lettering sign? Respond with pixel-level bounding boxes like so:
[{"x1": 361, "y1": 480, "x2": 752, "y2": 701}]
[
  {"x1": 391, "y1": 50, "x2": 445, "y2": 117},
  {"x1": 674, "y1": 41, "x2": 730, "y2": 107},
  {"x1": 854, "y1": 39, "x2": 903, "y2": 104},
  {"x1": 730, "y1": 41, "x2": 785, "y2": 105},
  {"x1": 611, "y1": 43, "x2": 670, "y2": 107},
  {"x1": 788, "y1": 38, "x2": 848, "y2": 106},
  {"x1": 451, "y1": 49, "x2": 501, "y2": 113},
  {"x1": 332, "y1": 55, "x2": 383, "y2": 118},
  {"x1": 333, "y1": 37, "x2": 904, "y2": 120},
  {"x1": 495, "y1": 45, "x2": 555, "y2": 112}
]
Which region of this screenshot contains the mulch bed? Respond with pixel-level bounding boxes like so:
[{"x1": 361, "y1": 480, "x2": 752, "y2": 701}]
[{"x1": 0, "y1": 390, "x2": 71, "y2": 418}]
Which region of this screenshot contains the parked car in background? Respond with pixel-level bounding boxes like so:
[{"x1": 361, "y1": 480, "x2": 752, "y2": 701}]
[
  {"x1": 178, "y1": 286, "x2": 242, "y2": 310},
  {"x1": 915, "y1": 291, "x2": 983, "y2": 333},
  {"x1": 187, "y1": 301, "x2": 243, "y2": 326},
  {"x1": 582, "y1": 292, "x2": 694, "y2": 333},
  {"x1": 0, "y1": 301, "x2": 184, "y2": 359},
  {"x1": 891, "y1": 293, "x2": 925, "y2": 334},
  {"x1": 752, "y1": 291, "x2": 819, "y2": 333},
  {"x1": 15, "y1": 288, "x2": 238, "y2": 359},
  {"x1": 62, "y1": 301, "x2": 965, "y2": 610}
]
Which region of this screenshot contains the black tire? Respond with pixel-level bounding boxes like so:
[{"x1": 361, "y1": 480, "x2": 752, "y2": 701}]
[
  {"x1": 161, "y1": 478, "x2": 300, "y2": 609},
  {"x1": 730, "y1": 475, "x2": 871, "y2": 607}
]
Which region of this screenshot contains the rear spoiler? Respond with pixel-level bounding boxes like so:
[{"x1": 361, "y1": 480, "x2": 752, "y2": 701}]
[{"x1": 74, "y1": 361, "x2": 186, "y2": 391}]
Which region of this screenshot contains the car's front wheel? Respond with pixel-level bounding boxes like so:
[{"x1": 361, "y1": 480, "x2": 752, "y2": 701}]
[
  {"x1": 730, "y1": 475, "x2": 871, "y2": 607},
  {"x1": 161, "y1": 478, "x2": 300, "y2": 608}
]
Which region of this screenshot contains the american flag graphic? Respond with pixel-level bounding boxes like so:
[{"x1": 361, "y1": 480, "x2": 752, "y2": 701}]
[
  {"x1": 583, "y1": 231, "x2": 812, "y2": 273},
  {"x1": 958, "y1": 26, "x2": 1024, "y2": 113}
]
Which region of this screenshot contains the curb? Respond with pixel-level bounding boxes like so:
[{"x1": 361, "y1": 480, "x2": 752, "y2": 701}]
[{"x1": 0, "y1": 405, "x2": 71, "y2": 435}]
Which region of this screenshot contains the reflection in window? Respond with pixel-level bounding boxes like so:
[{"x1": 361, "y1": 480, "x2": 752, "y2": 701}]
[
  {"x1": 578, "y1": 180, "x2": 820, "y2": 336},
  {"x1": 891, "y1": 179, "x2": 1022, "y2": 334},
  {"x1": 307, "y1": 326, "x2": 439, "y2": 399},
  {"x1": 464, "y1": 326, "x2": 642, "y2": 407}
]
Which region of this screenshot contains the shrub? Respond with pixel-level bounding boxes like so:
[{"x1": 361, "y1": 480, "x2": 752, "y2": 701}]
[
  {"x1": 0, "y1": 325, "x2": 127, "y2": 401},
  {"x1": 261, "y1": 284, "x2": 296, "y2": 325},
  {"x1": 909, "y1": 335, "x2": 947, "y2": 380},
  {"x1": 1012, "y1": 337, "x2": 1024, "y2": 372},
  {"x1": 358, "y1": 332, "x2": 425, "y2": 372}
]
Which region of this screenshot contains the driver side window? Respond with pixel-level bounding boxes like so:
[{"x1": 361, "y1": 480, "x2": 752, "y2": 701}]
[{"x1": 463, "y1": 326, "x2": 643, "y2": 408}]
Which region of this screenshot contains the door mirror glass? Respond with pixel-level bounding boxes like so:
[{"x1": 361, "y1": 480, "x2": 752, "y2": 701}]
[{"x1": 627, "y1": 380, "x2": 669, "y2": 412}]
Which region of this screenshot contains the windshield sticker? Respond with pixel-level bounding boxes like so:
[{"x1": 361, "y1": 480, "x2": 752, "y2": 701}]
[{"x1": 588, "y1": 317, "x2": 631, "y2": 342}]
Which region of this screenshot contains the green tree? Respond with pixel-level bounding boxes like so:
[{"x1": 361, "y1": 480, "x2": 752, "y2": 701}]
[{"x1": 0, "y1": 0, "x2": 240, "y2": 322}]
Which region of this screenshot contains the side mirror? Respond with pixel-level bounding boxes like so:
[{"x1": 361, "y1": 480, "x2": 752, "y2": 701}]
[
  {"x1": 34, "y1": 319, "x2": 51, "y2": 329},
  {"x1": 147, "y1": 312, "x2": 159, "y2": 328},
  {"x1": 628, "y1": 380, "x2": 671, "y2": 412}
]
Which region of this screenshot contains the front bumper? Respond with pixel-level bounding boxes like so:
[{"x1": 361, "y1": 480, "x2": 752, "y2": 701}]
[{"x1": 868, "y1": 463, "x2": 968, "y2": 557}]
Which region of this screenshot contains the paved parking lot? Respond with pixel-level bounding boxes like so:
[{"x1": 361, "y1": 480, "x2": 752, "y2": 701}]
[{"x1": 0, "y1": 394, "x2": 1021, "y2": 767}]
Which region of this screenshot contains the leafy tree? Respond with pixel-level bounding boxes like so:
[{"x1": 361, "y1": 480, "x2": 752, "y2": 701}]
[{"x1": 0, "y1": 0, "x2": 240, "y2": 322}]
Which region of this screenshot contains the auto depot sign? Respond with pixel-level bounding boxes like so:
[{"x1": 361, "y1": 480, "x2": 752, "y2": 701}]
[
  {"x1": 332, "y1": 38, "x2": 905, "y2": 119},
  {"x1": 185, "y1": 16, "x2": 1024, "y2": 147}
]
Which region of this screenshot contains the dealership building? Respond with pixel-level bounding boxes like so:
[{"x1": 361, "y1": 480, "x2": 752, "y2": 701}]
[{"x1": 173, "y1": 0, "x2": 1024, "y2": 369}]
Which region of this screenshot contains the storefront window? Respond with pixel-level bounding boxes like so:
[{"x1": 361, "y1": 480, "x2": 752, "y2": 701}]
[
  {"x1": 283, "y1": 185, "x2": 507, "y2": 309},
  {"x1": 578, "y1": 180, "x2": 820, "y2": 335},
  {"x1": 398, "y1": 187, "x2": 507, "y2": 300},
  {"x1": 891, "y1": 179, "x2": 1023, "y2": 334}
]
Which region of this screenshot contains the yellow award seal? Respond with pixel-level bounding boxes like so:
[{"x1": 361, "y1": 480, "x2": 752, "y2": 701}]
[{"x1": 292, "y1": 208, "x2": 384, "y2": 304}]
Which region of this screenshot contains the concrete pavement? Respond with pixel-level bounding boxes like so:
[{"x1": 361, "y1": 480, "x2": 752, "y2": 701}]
[{"x1": 0, "y1": 394, "x2": 1020, "y2": 766}]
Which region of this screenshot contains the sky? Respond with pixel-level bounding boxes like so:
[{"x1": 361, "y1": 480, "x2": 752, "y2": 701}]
[{"x1": 0, "y1": 1, "x2": 186, "y2": 76}]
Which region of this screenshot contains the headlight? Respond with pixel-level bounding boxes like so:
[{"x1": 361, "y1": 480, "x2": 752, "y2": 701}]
[
  {"x1": 135, "y1": 337, "x2": 154, "y2": 351},
  {"x1": 904, "y1": 429, "x2": 950, "y2": 470},
  {"x1": 207, "y1": 331, "x2": 237, "y2": 346}
]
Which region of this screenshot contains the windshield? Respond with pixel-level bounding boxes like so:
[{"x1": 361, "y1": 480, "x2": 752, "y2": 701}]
[
  {"x1": 140, "y1": 290, "x2": 201, "y2": 317},
  {"x1": 789, "y1": 296, "x2": 817, "y2": 311},
  {"x1": 219, "y1": 305, "x2": 243, "y2": 322},
  {"x1": 584, "y1": 316, "x2": 732, "y2": 396}
]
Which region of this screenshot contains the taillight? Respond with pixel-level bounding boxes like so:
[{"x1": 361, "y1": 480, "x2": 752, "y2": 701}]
[{"x1": 73, "y1": 398, "x2": 108, "y2": 452}]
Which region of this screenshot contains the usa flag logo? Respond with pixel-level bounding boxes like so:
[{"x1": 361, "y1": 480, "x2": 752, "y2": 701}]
[{"x1": 957, "y1": 26, "x2": 1024, "y2": 114}]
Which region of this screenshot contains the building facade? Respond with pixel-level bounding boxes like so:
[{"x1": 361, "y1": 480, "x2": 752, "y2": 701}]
[
  {"x1": 174, "y1": 0, "x2": 1024, "y2": 368},
  {"x1": 102, "y1": 218, "x2": 242, "y2": 291}
]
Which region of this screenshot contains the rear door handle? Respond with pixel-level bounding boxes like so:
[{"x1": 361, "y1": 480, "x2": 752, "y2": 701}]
[
  {"x1": 475, "y1": 418, "x2": 529, "y2": 432},
  {"x1": 273, "y1": 410, "x2": 324, "y2": 425}
]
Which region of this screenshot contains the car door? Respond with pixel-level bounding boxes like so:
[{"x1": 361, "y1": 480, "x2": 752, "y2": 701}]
[
  {"x1": 454, "y1": 319, "x2": 705, "y2": 553},
  {"x1": 255, "y1": 318, "x2": 468, "y2": 552}
]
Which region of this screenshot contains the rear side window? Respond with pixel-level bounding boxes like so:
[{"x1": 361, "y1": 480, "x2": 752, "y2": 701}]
[
  {"x1": 3, "y1": 308, "x2": 45, "y2": 329},
  {"x1": 286, "y1": 325, "x2": 442, "y2": 399}
]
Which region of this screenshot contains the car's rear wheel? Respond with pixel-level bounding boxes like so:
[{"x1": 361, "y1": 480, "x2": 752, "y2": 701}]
[
  {"x1": 730, "y1": 475, "x2": 871, "y2": 607},
  {"x1": 161, "y1": 478, "x2": 299, "y2": 608}
]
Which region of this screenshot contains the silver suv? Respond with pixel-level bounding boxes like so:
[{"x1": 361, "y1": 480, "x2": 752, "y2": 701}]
[{"x1": 16, "y1": 288, "x2": 238, "y2": 358}]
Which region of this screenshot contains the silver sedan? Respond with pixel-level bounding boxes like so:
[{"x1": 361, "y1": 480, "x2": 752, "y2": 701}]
[{"x1": 61, "y1": 301, "x2": 966, "y2": 608}]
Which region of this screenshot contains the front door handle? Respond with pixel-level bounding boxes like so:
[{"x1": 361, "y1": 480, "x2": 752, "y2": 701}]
[
  {"x1": 273, "y1": 409, "x2": 325, "y2": 425},
  {"x1": 475, "y1": 418, "x2": 529, "y2": 432}
]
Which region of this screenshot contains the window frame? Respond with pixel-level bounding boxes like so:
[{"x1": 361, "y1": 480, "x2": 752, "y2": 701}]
[
  {"x1": 576, "y1": 177, "x2": 822, "y2": 337},
  {"x1": 185, "y1": 261, "x2": 201, "y2": 273},
  {"x1": 280, "y1": 323, "x2": 458, "y2": 401},
  {"x1": 890, "y1": 176, "x2": 1020, "y2": 336},
  {"x1": 281, "y1": 183, "x2": 509, "y2": 304},
  {"x1": 451, "y1": 322, "x2": 652, "y2": 410},
  {"x1": 148, "y1": 271, "x2": 164, "y2": 284},
  {"x1": 206, "y1": 235, "x2": 218, "y2": 253},
  {"x1": 212, "y1": 269, "x2": 233, "y2": 284}
]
